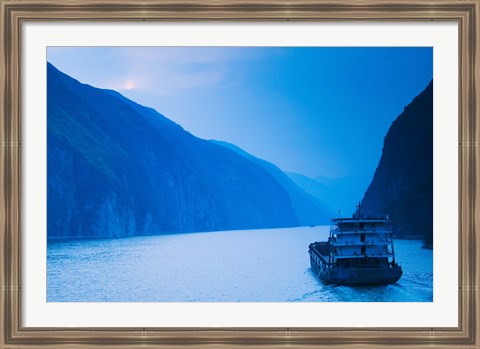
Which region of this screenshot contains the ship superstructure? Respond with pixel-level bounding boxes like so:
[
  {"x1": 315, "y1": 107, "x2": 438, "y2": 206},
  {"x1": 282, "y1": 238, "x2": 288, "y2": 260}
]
[{"x1": 309, "y1": 208, "x2": 403, "y2": 285}]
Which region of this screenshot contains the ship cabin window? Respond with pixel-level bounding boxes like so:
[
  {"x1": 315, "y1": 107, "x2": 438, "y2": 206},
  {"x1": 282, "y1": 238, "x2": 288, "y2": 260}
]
[
  {"x1": 361, "y1": 246, "x2": 366, "y2": 255},
  {"x1": 338, "y1": 222, "x2": 355, "y2": 230},
  {"x1": 360, "y1": 233, "x2": 365, "y2": 242},
  {"x1": 359, "y1": 222, "x2": 364, "y2": 230}
]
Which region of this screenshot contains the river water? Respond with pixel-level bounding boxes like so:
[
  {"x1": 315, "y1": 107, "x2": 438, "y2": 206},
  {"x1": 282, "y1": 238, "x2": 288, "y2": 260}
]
[{"x1": 47, "y1": 226, "x2": 433, "y2": 302}]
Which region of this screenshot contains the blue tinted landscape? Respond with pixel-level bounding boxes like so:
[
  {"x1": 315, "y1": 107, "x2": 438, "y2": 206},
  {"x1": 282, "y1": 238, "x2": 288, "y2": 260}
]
[
  {"x1": 47, "y1": 47, "x2": 433, "y2": 302},
  {"x1": 48, "y1": 227, "x2": 432, "y2": 302}
]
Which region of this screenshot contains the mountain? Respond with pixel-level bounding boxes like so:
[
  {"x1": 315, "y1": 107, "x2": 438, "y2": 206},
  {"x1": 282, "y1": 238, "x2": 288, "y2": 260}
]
[
  {"x1": 286, "y1": 172, "x2": 372, "y2": 217},
  {"x1": 211, "y1": 140, "x2": 332, "y2": 224},
  {"x1": 47, "y1": 63, "x2": 304, "y2": 239},
  {"x1": 360, "y1": 81, "x2": 433, "y2": 245}
]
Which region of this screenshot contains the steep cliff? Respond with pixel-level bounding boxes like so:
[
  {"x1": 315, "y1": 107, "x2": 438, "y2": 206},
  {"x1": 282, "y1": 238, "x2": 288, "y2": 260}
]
[
  {"x1": 47, "y1": 63, "x2": 302, "y2": 239},
  {"x1": 360, "y1": 81, "x2": 433, "y2": 244}
]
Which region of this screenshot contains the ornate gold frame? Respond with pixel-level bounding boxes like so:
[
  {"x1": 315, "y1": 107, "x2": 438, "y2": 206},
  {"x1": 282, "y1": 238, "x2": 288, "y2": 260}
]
[{"x1": 1, "y1": 0, "x2": 478, "y2": 348}]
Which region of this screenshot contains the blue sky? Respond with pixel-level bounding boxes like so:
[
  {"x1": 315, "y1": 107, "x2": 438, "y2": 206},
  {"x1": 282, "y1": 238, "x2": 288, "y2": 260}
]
[{"x1": 48, "y1": 47, "x2": 432, "y2": 178}]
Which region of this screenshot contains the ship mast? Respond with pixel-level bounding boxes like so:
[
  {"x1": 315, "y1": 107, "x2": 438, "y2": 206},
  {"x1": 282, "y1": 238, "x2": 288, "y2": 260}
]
[{"x1": 356, "y1": 201, "x2": 362, "y2": 218}]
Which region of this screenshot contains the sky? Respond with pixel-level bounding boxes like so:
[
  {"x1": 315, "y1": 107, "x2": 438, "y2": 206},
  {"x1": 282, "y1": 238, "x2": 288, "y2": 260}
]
[{"x1": 47, "y1": 47, "x2": 432, "y2": 179}]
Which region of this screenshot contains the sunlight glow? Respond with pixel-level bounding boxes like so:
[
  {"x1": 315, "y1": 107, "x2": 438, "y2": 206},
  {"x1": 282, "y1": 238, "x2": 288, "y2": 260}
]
[{"x1": 123, "y1": 80, "x2": 135, "y2": 90}]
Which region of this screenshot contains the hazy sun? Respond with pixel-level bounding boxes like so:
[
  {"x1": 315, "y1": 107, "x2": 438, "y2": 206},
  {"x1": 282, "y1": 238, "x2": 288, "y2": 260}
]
[{"x1": 124, "y1": 80, "x2": 135, "y2": 90}]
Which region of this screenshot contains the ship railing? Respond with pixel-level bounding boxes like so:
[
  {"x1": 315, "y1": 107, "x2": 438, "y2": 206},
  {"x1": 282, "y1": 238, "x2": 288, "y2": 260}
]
[
  {"x1": 379, "y1": 244, "x2": 395, "y2": 256},
  {"x1": 331, "y1": 239, "x2": 393, "y2": 246},
  {"x1": 376, "y1": 233, "x2": 393, "y2": 244},
  {"x1": 331, "y1": 228, "x2": 393, "y2": 236},
  {"x1": 333, "y1": 251, "x2": 394, "y2": 259},
  {"x1": 330, "y1": 240, "x2": 392, "y2": 246},
  {"x1": 311, "y1": 245, "x2": 333, "y2": 266},
  {"x1": 332, "y1": 230, "x2": 393, "y2": 243},
  {"x1": 318, "y1": 254, "x2": 333, "y2": 266}
]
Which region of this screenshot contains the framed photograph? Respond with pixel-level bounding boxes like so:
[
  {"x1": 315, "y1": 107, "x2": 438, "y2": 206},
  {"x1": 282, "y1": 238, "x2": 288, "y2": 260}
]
[{"x1": 1, "y1": 0, "x2": 478, "y2": 348}]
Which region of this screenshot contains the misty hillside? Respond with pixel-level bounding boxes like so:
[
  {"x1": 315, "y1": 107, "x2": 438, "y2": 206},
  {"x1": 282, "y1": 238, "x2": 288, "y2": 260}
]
[
  {"x1": 211, "y1": 140, "x2": 332, "y2": 224},
  {"x1": 48, "y1": 63, "x2": 319, "y2": 239},
  {"x1": 287, "y1": 172, "x2": 372, "y2": 217},
  {"x1": 360, "y1": 81, "x2": 433, "y2": 245}
]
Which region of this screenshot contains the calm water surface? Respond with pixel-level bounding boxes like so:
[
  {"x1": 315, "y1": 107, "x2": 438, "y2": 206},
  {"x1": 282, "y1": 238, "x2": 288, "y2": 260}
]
[{"x1": 47, "y1": 226, "x2": 433, "y2": 302}]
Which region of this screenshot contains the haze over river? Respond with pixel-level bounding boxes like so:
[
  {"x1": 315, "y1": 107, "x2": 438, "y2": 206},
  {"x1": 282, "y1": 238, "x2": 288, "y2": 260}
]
[{"x1": 48, "y1": 226, "x2": 433, "y2": 302}]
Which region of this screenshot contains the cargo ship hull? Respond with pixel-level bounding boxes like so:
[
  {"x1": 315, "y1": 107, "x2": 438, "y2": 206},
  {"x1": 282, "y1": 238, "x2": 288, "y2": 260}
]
[{"x1": 309, "y1": 243, "x2": 403, "y2": 285}]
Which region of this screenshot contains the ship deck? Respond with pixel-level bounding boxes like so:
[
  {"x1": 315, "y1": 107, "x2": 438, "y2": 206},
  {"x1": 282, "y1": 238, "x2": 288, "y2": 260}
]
[
  {"x1": 309, "y1": 241, "x2": 395, "y2": 262},
  {"x1": 309, "y1": 242, "x2": 331, "y2": 265}
]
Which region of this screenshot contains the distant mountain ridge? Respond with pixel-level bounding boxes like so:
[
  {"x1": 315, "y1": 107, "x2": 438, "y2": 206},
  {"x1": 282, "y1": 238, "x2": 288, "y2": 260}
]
[
  {"x1": 360, "y1": 81, "x2": 433, "y2": 245},
  {"x1": 211, "y1": 140, "x2": 332, "y2": 224},
  {"x1": 47, "y1": 63, "x2": 329, "y2": 239},
  {"x1": 286, "y1": 172, "x2": 372, "y2": 217}
]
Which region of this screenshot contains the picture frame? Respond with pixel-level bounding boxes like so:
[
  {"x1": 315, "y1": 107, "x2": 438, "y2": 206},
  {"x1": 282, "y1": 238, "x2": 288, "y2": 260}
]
[{"x1": 1, "y1": 0, "x2": 478, "y2": 348}]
